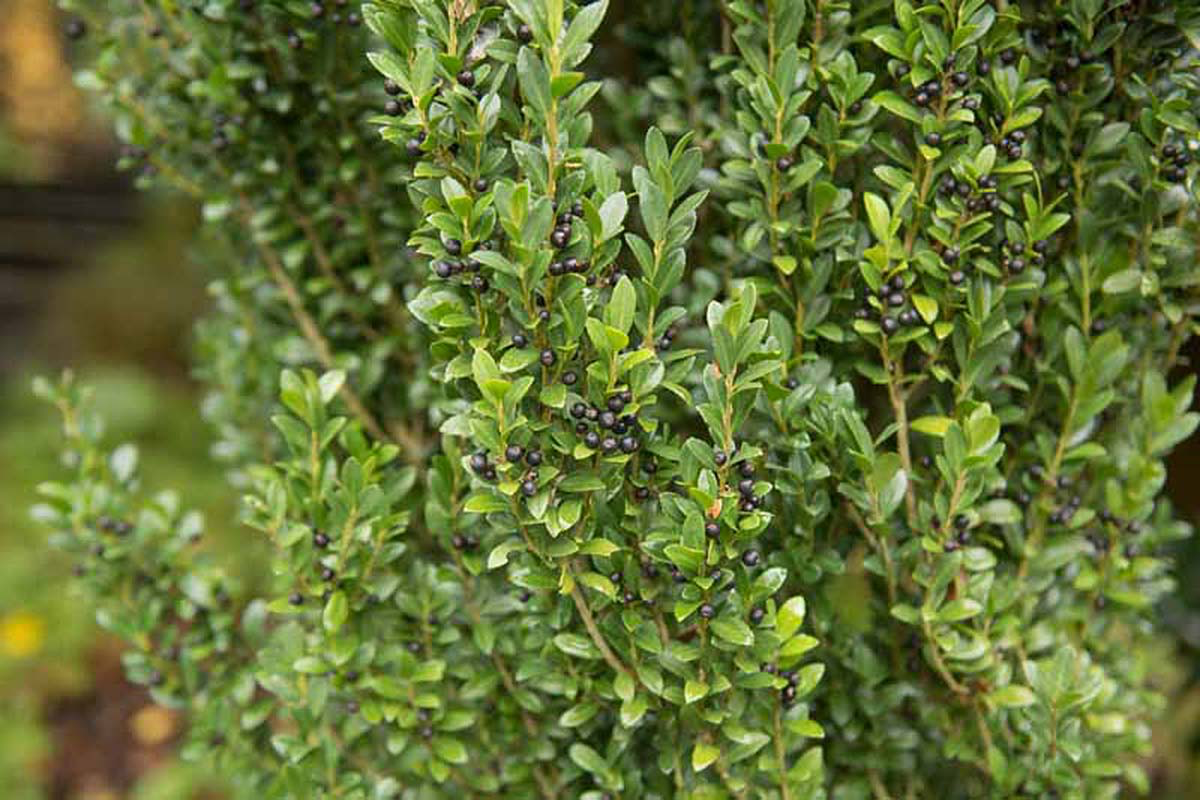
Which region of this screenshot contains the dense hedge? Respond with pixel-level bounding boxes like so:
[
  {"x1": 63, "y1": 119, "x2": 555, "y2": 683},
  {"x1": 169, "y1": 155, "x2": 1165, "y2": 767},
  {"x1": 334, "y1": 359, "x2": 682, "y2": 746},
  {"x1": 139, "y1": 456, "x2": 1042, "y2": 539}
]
[{"x1": 36, "y1": 1, "x2": 1200, "y2": 798}]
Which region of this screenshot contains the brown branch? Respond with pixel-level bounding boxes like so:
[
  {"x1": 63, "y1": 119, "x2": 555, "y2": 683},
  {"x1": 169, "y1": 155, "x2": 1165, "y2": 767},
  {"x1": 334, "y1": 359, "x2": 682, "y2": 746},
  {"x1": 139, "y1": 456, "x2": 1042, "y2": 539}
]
[
  {"x1": 846, "y1": 503, "x2": 897, "y2": 608},
  {"x1": 241, "y1": 200, "x2": 389, "y2": 444},
  {"x1": 880, "y1": 341, "x2": 918, "y2": 528},
  {"x1": 569, "y1": 580, "x2": 635, "y2": 679}
]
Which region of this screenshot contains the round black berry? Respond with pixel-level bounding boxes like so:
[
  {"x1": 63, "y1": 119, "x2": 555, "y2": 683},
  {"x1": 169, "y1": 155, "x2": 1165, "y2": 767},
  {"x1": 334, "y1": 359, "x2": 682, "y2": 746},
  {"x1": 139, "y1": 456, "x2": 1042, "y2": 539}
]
[
  {"x1": 699, "y1": 604, "x2": 716, "y2": 620},
  {"x1": 741, "y1": 550, "x2": 760, "y2": 568},
  {"x1": 65, "y1": 19, "x2": 87, "y2": 40}
]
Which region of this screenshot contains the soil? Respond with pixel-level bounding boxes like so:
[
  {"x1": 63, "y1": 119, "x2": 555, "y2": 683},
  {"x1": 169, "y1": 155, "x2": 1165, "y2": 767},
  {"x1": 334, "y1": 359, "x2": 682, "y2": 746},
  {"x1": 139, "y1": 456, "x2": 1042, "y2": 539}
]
[{"x1": 41, "y1": 642, "x2": 184, "y2": 800}]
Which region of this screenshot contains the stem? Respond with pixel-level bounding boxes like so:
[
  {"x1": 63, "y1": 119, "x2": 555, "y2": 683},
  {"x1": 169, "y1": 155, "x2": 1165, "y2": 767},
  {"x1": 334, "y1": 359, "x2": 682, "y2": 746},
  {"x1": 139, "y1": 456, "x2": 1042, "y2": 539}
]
[
  {"x1": 1019, "y1": 390, "x2": 1078, "y2": 578},
  {"x1": 773, "y1": 704, "x2": 792, "y2": 800},
  {"x1": 868, "y1": 770, "x2": 893, "y2": 800},
  {"x1": 570, "y1": 580, "x2": 635, "y2": 679},
  {"x1": 880, "y1": 341, "x2": 918, "y2": 528},
  {"x1": 241, "y1": 198, "x2": 389, "y2": 444},
  {"x1": 846, "y1": 504, "x2": 897, "y2": 607},
  {"x1": 921, "y1": 614, "x2": 969, "y2": 695}
]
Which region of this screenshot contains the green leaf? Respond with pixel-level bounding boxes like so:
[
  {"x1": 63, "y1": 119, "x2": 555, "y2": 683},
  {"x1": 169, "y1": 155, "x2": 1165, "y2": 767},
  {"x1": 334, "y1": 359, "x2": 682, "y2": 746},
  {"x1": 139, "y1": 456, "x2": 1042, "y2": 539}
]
[
  {"x1": 516, "y1": 47, "x2": 551, "y2": 117},
  {"x1": 937, "y1": 598, "x2": 982, "y2": 622},
  {"x1": 633, "y1": 166, "x2": 668, "y2": 242},
  {"x1": 979, "y1": 498, "x2": 1021, "y2": 525},
  {"x1": 989, "y1": 685, "x2": 1037, "y2": 708},
  {"x1": 554, "y1": 633, "x2": 600, "y2": 659},
  {"x1": 710, "y1": 616, "x2": 755, "y2": 647},
  {"x1": 487, "y1": 539, "x2": 526, "y2": 569},
  {"x1": 692, "y1": 742, "x2": 720, "y2": 772},
  {"x1": 562, "y1": 0, "x2": 608, "y2": 64},
  {"x1": 560, "y1": 703, "x2": 600, "y2": 727},
  {"x1": 912, "y1": 294, "x2": 938, "y2": 324},
  {"x1": 605, "y1": 275, "x2": 636, "y2": 335},
  {"x1": 863, "y1": 192, "x2": 892, "y2": 243},
  {"x1": 539, "y1": 383, "x2": 567, "y2": 408},
  {"x1": 412, "y1": 660, "x2": 445, "y2": 682},
  {"x1": 684, "y1": 679, "x2": 709, "y2": 704},
  {"x1": 1087, "y1": 122, "x2": 1130, "y2": 156},
  {"x1": 322, "y1": 591, "x2": 348, "y2": 633},
  {"x1": 1064, "y1": 325, "x2": 1086, "y2": 381},
  {"x1": 773, "y1": 255, "x2": 798, "y2": 275},
  {"x1": 777, "y1": 596, "x2": 807, "y2": 639},
  {"x1": 110, "y1": 444, "x2": 138, "y2": 483},
  {"x1": 317, "y1": 370, "x2": 345, "y2": 405},
  {"x1": 500, "y1": 348, "x2": 538, "y2": 373},
  {"x1": 780, "y1": 634, "x2": 820, "y2": 660},
  {"x1": 578, "y1": 538, "x2": 620, "y2": 556},
  {"x1": 619, "y1": 694, "x2": 648, "y2": 727},
  {"x1": 559, "y1": 473, "x2": 606, "y2": 492},
  {"x1": 911, "y1": 416, "x2": 953, "y2": 436},
  {"x1": 873, "y1": 90, "x2": 922, "y2": 123},
  {"x1": 613, "y1": 671, "x2": 635, "y2": 702},
  {"x1": 471, "y1": 348, "x2": 501, "y2": 391},
  {"x1": 432, "y1": 737, "x2": 467, "y2": 765},
  {"x1": 464, "y1": 492, "x2": 508, "y2": 513},
  {"x1": 1102, "y1": 269, "x2": 1141, "y2": 295},
  {"x1": 568, "y1": 743, "x2": 610, "y2": 775},
  {"x1": 598, "y1": 192, "x2": 628, "y2": 241}
]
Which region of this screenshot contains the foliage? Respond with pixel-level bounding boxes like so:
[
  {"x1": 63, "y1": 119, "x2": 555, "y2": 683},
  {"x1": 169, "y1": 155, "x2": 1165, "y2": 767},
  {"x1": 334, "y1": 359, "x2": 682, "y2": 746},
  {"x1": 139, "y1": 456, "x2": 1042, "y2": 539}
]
[
  {"x1": 37, "y1": 1, "x2": 1200, "y2": 798},
  {"x1": 0, "y1": 368, "x2": 237, "y2": 799}
]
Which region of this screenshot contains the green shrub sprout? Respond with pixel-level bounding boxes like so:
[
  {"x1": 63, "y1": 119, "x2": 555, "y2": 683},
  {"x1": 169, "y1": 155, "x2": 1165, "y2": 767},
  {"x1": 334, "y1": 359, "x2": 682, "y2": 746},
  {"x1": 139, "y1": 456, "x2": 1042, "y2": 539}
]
[{"x1": 35, "y1": 1, "x2": 1200, "y2": 798}]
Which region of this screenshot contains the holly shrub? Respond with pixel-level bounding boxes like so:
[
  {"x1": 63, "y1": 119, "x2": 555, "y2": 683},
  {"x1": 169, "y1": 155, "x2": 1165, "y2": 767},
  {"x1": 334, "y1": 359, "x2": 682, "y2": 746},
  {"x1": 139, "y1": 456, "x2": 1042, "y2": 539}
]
[{"x1": 34, "y1": 1, "x2": 1200, "y2": 798}]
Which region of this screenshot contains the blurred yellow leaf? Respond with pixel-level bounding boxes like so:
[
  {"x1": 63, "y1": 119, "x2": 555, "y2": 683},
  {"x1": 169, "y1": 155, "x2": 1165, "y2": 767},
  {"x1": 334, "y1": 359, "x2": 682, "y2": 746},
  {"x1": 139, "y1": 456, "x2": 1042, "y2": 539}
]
[
  {"x1": 0, "y1": 610, "x2": 45, "y2": 657},
  {"x1": 131, "y1": 704, "x2": 176, "y2": 745}
]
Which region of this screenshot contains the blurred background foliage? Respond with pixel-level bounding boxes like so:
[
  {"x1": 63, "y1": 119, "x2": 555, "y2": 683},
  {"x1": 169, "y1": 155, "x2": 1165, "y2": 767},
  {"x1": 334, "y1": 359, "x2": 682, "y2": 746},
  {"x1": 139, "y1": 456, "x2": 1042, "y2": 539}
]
[{"x1": 0, "y1": 1, "x2": 1197, "y2": 798}]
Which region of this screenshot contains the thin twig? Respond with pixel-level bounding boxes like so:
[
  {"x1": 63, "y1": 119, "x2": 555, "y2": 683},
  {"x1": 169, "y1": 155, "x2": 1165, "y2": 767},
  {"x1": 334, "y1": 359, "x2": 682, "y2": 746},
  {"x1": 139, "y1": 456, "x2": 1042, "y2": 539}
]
[
  {"x1": 240, "y1": 198, "x2": 390, "y2": 443},
  {"x1": 570, "y1": 581, "x2": 635, "y2": 679}
]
